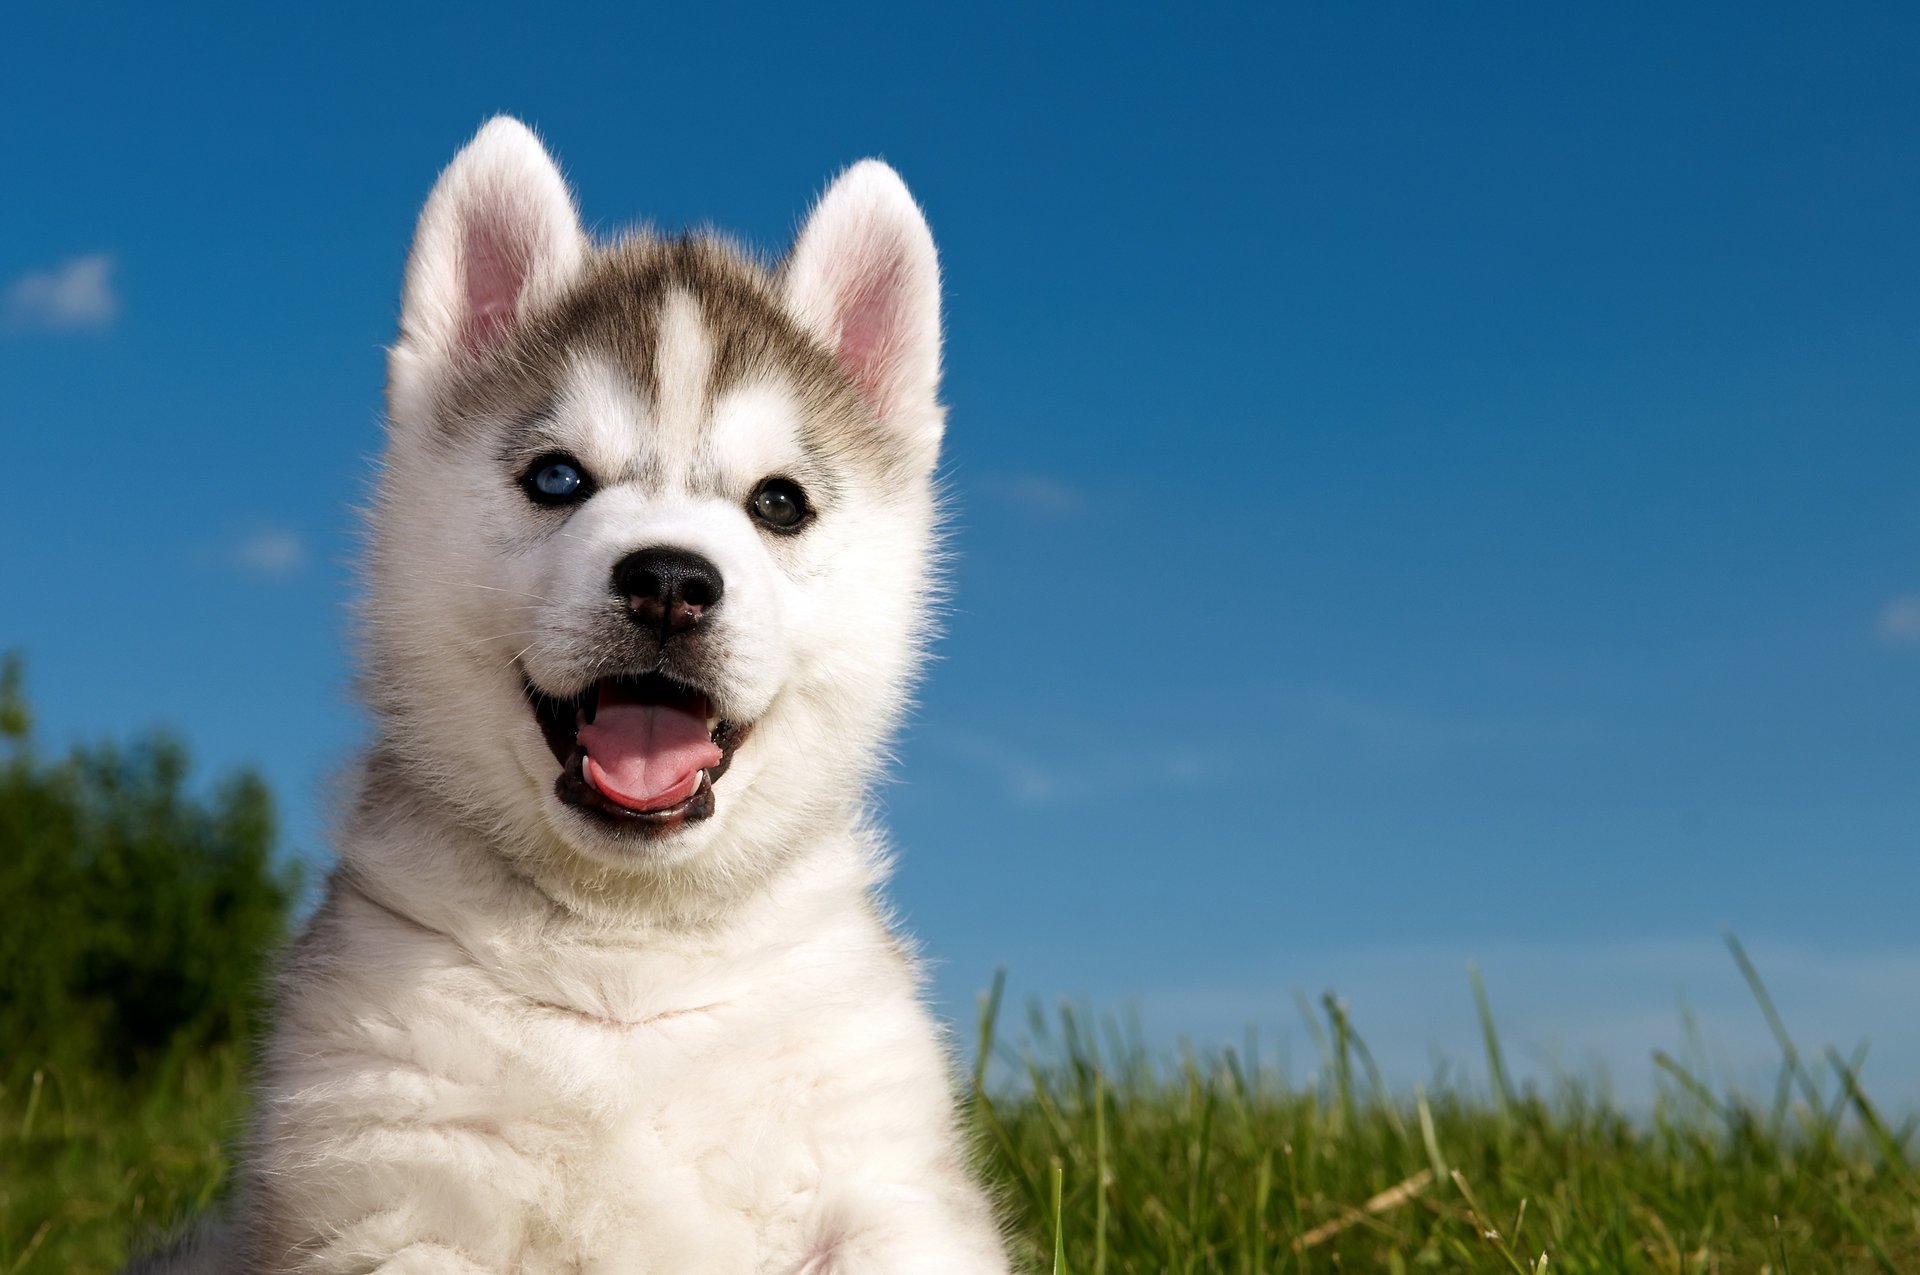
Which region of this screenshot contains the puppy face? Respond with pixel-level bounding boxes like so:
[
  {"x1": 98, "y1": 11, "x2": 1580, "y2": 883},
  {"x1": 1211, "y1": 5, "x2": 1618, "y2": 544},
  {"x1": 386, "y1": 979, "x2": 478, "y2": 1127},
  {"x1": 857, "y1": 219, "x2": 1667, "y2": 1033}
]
[{"x1": 365, "y1": 119, "x2": 944, "y2": 883}]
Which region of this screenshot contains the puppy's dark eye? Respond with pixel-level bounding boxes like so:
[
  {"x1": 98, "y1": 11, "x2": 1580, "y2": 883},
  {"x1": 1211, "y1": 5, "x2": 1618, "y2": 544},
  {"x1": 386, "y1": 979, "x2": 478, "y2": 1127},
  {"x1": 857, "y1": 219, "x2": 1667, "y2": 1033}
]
[
  {"x1": 522, "y1": 453, "x2": 593, "y2": 506},
  {"x1": 749, "y1": 478, "x2": 811, "y2": 531}
]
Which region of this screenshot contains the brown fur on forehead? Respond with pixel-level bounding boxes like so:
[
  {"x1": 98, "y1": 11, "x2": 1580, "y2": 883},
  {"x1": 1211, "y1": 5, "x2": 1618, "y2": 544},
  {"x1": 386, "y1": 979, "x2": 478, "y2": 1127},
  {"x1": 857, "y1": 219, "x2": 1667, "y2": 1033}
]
[
  {"x1": 435, "y1": 234, "x2": 913, "y2": 480},
  {"x1": 542, "y1": 236, "x2": 826, "y2": 403}
]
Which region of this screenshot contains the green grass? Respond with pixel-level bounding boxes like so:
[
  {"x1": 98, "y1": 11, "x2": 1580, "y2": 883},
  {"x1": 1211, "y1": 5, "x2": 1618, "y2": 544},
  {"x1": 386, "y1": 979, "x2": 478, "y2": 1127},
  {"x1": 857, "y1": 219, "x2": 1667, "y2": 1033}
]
[
  {"x1": 974, "y1": 949, "x2": 1919, "y2": 1275},
  {"x1": 0, "y1": 1050, "x2": 245, "y2": 1274},
  {"x1": 4, "y1": 942, "x2": 1915, "y2": 1273}
]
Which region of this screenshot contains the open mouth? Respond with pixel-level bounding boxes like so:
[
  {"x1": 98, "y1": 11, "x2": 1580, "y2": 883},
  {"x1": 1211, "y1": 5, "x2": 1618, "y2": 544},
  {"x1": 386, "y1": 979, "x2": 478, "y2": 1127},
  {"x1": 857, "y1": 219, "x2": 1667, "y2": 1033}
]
[{"x1": 525, "y1": 672, "x2": 750, "y2": 834}]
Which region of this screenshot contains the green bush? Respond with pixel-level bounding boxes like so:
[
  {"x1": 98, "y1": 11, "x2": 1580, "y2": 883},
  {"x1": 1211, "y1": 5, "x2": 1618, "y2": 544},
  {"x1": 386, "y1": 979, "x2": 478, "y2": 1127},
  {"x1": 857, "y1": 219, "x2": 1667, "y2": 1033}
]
[{"x1": 0, "y1": 654, "x2": 297, "y2": 1081}]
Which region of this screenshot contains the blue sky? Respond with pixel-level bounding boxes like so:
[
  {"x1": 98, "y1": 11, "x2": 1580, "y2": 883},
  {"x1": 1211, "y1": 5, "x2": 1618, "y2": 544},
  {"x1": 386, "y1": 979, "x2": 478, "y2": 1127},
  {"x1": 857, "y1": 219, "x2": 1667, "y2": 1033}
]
[{"x1": 4, "y1": 1, "x2": 1919, "y2": 1103}]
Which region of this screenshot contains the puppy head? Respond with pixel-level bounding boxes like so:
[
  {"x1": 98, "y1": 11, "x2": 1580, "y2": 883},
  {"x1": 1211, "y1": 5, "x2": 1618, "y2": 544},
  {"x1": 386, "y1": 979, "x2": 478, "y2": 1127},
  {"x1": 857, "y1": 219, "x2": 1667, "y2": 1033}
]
[{"x1": 365, "y1": 118, "x2": 944, "y2": 895}]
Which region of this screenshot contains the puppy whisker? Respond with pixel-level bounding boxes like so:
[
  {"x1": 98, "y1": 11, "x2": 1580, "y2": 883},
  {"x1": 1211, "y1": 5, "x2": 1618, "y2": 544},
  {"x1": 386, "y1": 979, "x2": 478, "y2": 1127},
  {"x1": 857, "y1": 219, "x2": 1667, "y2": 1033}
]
[{"x1": 422, "y1": 577, "x2": 549, "y2": 603}]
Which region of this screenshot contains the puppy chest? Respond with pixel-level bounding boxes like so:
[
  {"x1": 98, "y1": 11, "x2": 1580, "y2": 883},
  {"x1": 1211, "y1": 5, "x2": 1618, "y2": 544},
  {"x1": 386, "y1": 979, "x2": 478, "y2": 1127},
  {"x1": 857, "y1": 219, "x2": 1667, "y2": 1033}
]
[{"x1": 505, "y1": 1019, "x2": 831, "y2": 1269}]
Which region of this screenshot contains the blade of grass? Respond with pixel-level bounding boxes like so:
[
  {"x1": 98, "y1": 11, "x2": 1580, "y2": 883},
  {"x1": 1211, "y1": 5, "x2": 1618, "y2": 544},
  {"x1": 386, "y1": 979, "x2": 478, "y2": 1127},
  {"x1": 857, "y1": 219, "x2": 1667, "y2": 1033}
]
[
  {"x1": 1724, "y1": 932, "x2": 1825, "y2": 1114},
  {"x1": 1652, "y1": 1050, "x2": 1729, "y2": 1123},
  {"x1": 1416, "y1": 1085, "x2": 1450, "y2": 1183},
  {"x1": 1448, "y1": 1170, "x2": 1530, "y2": 1275},
  {"x1": 975, "y1": 968, "x2": 1007, "y2": 1094},
  {"x1": 1822, "y1": 1040, "x2": 1869, "y2": 1133},
  {"x1": 1049, "y1": 1157, "x2": 1069, "y2": 1275},
  {"x1": 1829, "y1": 1191, "x2": 1899, "y2": 1275},
  {"x1": 1291, "y1": 1171, "x2": 1434, "y2": 1252},
  {"x1": 1823, "y1": 1046, "x2": 1908, "y2": 1177},
  {"x1": 1094, "y1": 1070, "x2": 1109, "y2": 1275},
  {"x1": 1185, "y1": 1067, "x2": 1218, "y2": 1270},
  {"x1": 1250, "y1": 1148, "x2": 1273, "y2": 1275},
  {"x1": 1468, "y1": 966, "x2": 1516, "y2": 1115}
]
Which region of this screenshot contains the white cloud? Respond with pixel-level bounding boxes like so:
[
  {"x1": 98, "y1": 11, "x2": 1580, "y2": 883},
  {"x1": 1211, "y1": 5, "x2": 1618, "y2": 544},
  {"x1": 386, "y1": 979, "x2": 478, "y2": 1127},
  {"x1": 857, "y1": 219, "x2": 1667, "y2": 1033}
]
[
  {"x1": 977, "y1": 472, "x2": 1083, "y2": 519},
  {"x1": 233, "y1": 527, "x2": 307, "y2": 578},
  {"x1": 1303, "y1": 688, "x2": 1586, "y2": 758},
  {"x1": 5, "y1": 254, "x2": 119, "y2": 333},
  {"x1": 929, "y1": 730, "x2": 1058, "y2": 802},
  {"x1": 926, "y1": 728, "x2": 1215, "y2": 805},
  {"x1": 1876, "y1": 596, "x2": 1920, "y2": 646}
]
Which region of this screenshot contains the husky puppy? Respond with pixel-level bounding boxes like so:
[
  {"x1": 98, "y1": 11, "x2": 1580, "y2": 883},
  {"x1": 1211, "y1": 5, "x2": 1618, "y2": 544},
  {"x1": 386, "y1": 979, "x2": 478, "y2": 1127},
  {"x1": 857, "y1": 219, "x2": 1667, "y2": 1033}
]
[{"x1": 130, "y1": 118, "x2": 1007, "y2": 1273}]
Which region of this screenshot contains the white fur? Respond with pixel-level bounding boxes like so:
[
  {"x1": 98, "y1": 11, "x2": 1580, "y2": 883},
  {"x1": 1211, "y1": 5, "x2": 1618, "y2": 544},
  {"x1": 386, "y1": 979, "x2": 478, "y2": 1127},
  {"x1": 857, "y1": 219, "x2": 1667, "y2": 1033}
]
[
  {"x1": 388, "y1": 117, "x2": 587, "y2": 431},
  {"x1": 126, "y1": 120, "x2": 1004, "y2": 1273},
  {"x1": 784, "y1": 160, "x2": 945, "y2": 471}
]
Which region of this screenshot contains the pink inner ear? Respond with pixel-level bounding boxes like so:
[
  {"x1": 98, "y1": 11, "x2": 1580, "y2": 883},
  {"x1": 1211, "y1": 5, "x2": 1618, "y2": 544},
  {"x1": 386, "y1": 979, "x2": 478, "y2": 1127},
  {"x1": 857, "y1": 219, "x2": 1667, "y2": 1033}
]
[
  {"x1": 459, "y1": 208, "x2": 532, "y2": 358},
  {"x1": 832, "y1": 248, "x2": 909, "y2": 413}
]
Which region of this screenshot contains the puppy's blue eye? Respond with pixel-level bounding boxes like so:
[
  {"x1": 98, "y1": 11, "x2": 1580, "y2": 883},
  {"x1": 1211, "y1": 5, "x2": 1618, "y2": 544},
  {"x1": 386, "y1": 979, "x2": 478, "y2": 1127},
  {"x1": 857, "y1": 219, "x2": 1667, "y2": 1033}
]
[
  {"x1": 521, "y1": 453, "x2": 592, "y2": 506},
  {"x1": 535, "y1": 463, "x2": 580, "y2": 496}
]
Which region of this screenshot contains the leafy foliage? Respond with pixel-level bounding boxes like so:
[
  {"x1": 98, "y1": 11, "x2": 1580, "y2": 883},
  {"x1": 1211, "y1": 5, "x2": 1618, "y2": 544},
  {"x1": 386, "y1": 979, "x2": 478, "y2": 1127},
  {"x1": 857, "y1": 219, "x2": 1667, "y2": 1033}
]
[{"x1": 0, "y1": 654, "x2": 297, "y2": 1080}]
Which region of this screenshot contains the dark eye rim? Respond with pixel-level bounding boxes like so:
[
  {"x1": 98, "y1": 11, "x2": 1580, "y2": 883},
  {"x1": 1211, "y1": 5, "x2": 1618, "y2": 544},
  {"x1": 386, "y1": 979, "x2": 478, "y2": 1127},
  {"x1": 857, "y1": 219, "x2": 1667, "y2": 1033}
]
[
  {"x1": 747, "y1": 476, "x2": 814, "y2": 534},
  {"x1": 519, "y1": 451, "x2": 596, "y2": 508}
]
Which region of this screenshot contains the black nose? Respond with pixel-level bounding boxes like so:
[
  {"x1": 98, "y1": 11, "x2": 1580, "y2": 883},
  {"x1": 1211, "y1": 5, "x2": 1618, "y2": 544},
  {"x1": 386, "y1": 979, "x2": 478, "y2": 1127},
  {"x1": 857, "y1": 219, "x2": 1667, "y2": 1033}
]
[{"x1": 612, "y1": 548, "x2": 724, "y2": 637}]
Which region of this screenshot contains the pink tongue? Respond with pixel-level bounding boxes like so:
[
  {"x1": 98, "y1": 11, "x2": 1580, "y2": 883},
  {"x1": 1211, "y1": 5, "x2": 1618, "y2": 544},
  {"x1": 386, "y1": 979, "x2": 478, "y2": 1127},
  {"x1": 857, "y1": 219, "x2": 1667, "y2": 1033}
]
[{"x1": 577, "y1": 703, "x2": 722, "y2": 812}]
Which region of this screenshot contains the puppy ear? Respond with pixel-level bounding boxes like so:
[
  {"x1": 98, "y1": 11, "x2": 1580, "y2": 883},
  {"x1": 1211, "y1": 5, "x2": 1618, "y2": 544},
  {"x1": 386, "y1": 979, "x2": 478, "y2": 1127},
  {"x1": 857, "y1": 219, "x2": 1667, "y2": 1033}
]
[
  {"x1": 783, "y1": 161, "x2": 943, "y2": 465},
  {"x1": 389, "y1": 117, "x2": 585, "y2": 422}
]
